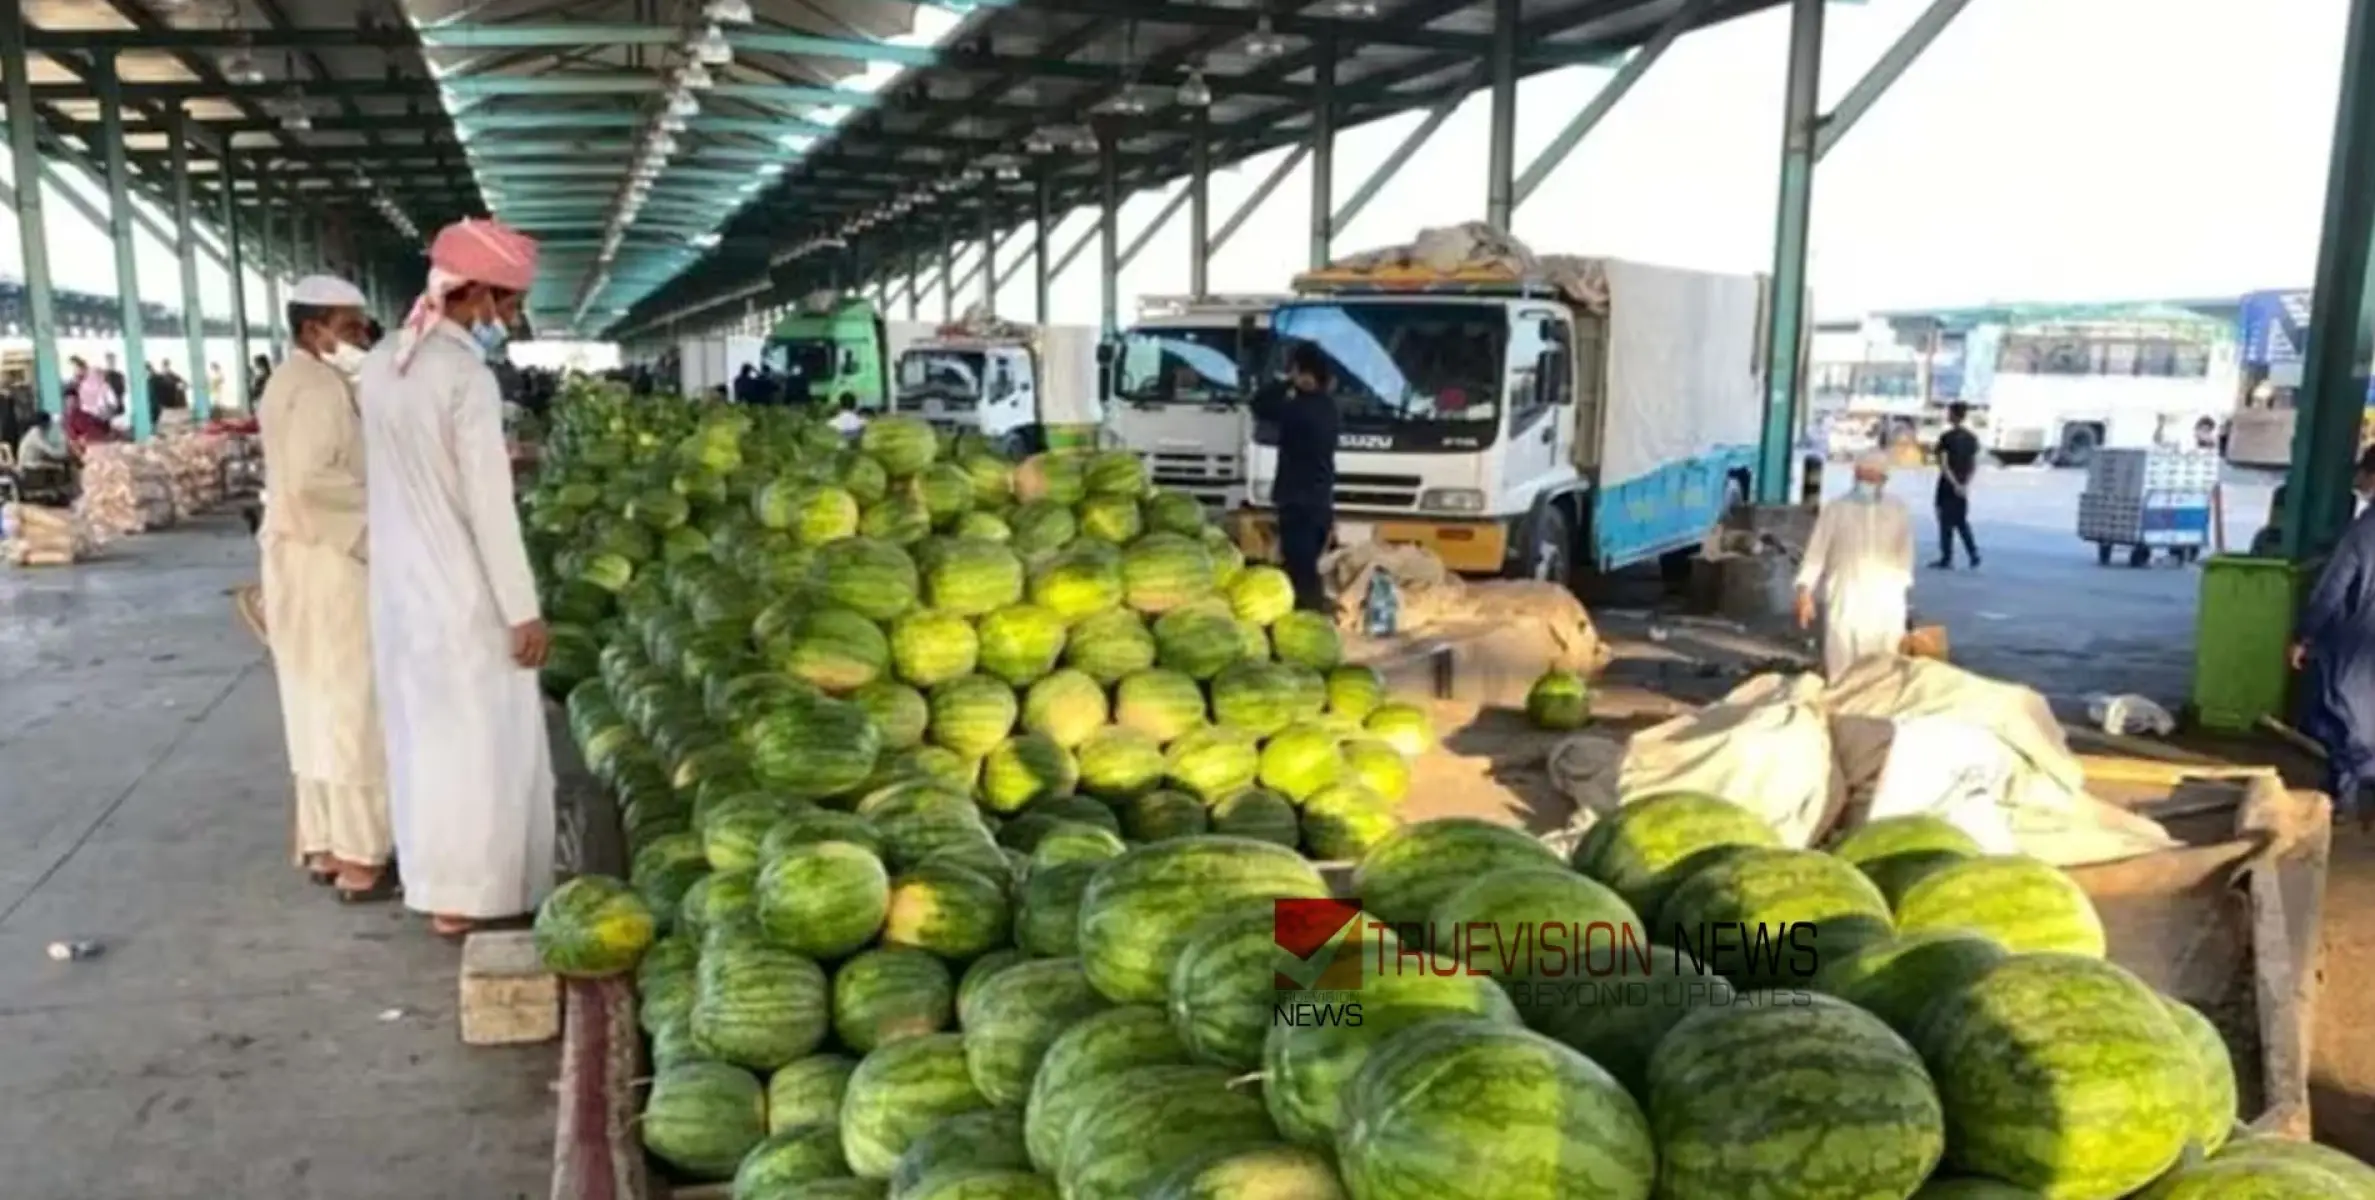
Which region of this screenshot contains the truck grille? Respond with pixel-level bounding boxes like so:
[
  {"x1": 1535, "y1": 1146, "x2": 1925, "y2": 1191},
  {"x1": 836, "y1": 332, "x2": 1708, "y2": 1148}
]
[{"x1": 1334, "y1": 473, "x2": 1421, "y2": 509}]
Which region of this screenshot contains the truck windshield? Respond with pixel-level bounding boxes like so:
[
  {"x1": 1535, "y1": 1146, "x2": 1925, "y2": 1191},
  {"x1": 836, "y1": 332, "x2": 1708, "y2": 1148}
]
[
  {"x1": 895, "y1": 349, "x2": 984, "y2": 412},
  {"x1": 1114, "y1": 327, "x2": 1265, "y2": 404},
  {"x1": 767, "y1": 338, "x2": 836, "y2": 381},
  {"x1": 1270, "y1": 302, "x2": 1504, "y2": 427}
]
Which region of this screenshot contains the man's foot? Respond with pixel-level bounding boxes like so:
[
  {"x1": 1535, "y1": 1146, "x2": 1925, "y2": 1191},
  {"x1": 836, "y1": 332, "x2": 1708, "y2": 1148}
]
[
  {"x1": 303, "y1": 853, "x2": 338, "y2": 886},
  {"x1": 334, "y1": 862, "x2": 399, "y2": 904},
  {"x1": 1968, "y1": 554, "x2": 1982, "y2": 570},
  {"x1": 428, "y1": 914, "x2": 476, "y2": 940},
  {"x1": 1930, "y1": 559, "x2": 1954, "y2": 570}
]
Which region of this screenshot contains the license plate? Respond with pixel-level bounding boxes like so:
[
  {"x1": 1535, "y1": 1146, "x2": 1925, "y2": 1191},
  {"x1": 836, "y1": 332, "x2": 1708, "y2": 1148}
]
[{"x1": 1336, "y1": 521, "x2": 1374, "y2": 546}]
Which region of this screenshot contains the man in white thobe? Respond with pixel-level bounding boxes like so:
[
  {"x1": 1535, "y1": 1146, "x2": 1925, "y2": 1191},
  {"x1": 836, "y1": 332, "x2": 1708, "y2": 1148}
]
[
  {"x1": 258, "y1": 275, "x2": 395, "y2": 899},
  {"x1": 355, "y1": 218, "x2": 554, "y2": 938},
  {"x1": 1795, "y1": 450, "x2": 1916, "y2": 680}
]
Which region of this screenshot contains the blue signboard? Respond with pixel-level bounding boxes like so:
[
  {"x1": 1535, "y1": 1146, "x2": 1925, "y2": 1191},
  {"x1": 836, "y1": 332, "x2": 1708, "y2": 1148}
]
[{"x1": 2236, "y1": 288, "x2": 2375, "y2": 404}]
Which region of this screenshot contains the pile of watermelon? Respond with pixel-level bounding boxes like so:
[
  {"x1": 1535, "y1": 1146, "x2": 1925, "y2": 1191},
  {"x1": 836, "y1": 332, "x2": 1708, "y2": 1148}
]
[{"x1": 522, "y1": 385, "x2": 2374, "y2": 1199}]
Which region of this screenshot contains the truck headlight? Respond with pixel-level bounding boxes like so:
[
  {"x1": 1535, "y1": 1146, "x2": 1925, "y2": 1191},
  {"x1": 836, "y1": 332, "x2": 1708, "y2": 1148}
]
[
  {"x1": 1420, "y1": 488, "x2": 1485, "y2": 513},
  {"x1": 1250, "y1": 479, "x2": 1272, "y2": 505}
]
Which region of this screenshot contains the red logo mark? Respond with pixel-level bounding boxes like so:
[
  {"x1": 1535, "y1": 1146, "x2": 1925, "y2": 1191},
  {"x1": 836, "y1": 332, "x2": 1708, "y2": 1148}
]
[{"x1": 1274, "y1": 897, "x2": 1366, "y2": 991}]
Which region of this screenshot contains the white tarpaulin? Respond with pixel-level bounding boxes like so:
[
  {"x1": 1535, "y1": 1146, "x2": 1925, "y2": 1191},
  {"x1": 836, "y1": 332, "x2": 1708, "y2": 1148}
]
[{"x1": 1599, "y1": 260, "x2": 1766, "y2": 489}]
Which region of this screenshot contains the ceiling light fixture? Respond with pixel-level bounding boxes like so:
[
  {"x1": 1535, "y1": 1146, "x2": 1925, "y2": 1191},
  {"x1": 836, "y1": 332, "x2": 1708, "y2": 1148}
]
[
  {"x1": 220, "y1": 49, "x2": 265, "y2": 84},
  {"x1": 667, "y1": 90, "x2": 700, "y2": 118},
  {"x1": 1068, "y1": 127, "x2": 1099, "y2": 154},
  {"x1": 1332, "y1": 0, "x2": 1379, "y2": 16},
  {"x1": 1175, "y1": 70, "x2": 1212, "y2": 108},
  {"x1": 677, "y1": 62, "x2": 714, "y2": 91},
  {"x1": 704, "y1": 0, "x2": 755, "y2": 25},
  {"x1": 693, "y1": 24, "x2": 734, "y2": 66},
  {"x1": 1245, "y1": 16, "x2": 1288, "y2": 58}
]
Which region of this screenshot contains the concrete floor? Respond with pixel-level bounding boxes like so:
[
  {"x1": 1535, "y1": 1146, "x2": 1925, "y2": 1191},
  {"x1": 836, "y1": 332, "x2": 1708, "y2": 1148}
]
[{"x1": 0, "y1": 516, "x2": 552, "y2": 1200}]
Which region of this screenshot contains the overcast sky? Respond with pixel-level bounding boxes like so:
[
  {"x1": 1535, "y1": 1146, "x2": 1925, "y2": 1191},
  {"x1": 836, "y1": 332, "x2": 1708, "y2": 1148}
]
[{"x1": 0, "y1": 0, "x2": 2351, "y2": 334}]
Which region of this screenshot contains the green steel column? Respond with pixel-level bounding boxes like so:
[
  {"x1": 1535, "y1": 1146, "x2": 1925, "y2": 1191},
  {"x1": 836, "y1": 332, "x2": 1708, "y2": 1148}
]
[
  {"x1": 169, "y1": 108, "x2": 209, "y2": 420},
  {"x1": 1189, "y1": 110, "x2": 1210, "y2": 299},
  {"x1": 1754, "y1": 0, "x2": 1825, "y2": 505},
  {"x1": 2, "y1": 0, "x2": 63, "y2": 416},
  {"x1": 1098, "y1": 128, "x2": 1119, "y2": 335},
  {"x1": 261, "y1": 183, "x2": 284, "y2": 359},
  {"x1": 1309, "y1": 42, "x2": 1336, "y2": 270},
  {"x1": 979, "y1": 201, "x2": 996, "y2": 315},
  {"x1": 96, "y1": 55, "x2": 153, "y2": 441},
  {"x1": 222, "y1": 156, "x2": 253, "y2": 404},
  {"x1": 1033, "y1": 172, "x2": 1052, "y2": 323},
  {"x1": 1485, "y1": 0, "x2": 1519, "y2": 232},
  {"x1": 2284, "y1": 0, "x2": 2375, "y2": 558}
]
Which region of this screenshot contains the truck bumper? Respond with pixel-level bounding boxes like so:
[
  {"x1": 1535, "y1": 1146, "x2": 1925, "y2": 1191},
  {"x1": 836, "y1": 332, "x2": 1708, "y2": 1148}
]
[{"x1": 1228, "y1": 509, "x2": 1509, "y2": 574}]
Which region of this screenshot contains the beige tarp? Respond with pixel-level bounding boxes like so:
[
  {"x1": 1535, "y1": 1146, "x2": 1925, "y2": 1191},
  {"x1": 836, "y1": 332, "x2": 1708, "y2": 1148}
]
[
  {"x1": 1323, "y1": 222, "x2": 1612, "y2": 312},
  {"x1": 1324, "y1": 541, "x2": 1612, "y2": 675}
]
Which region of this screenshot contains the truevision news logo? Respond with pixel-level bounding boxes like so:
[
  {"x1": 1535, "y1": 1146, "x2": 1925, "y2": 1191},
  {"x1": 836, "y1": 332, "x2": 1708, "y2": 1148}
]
[{"x1": 1270, "y1": 898, "x2": 1822, "y2": 1030}]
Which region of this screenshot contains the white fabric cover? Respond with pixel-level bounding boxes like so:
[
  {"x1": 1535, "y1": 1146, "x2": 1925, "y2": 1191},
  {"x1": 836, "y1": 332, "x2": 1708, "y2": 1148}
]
[
  {"x1": 1598, "y1": 259, "x2": 1765, "y2": 488},
  {"x1": 355, "y1": 321, "x2": 554, "y2": 917},
  {"x1": 1613, "y1": 674, "x2": 1842, "y2": 847}
]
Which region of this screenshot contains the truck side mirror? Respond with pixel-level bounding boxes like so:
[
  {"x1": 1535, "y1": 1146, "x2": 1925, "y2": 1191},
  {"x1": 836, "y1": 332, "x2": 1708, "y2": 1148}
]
[
  {"x1": 840, "y1": 349, "x2": 858, "y2": 376},
  {"x1": 1538, "y1": 349, "x2": 1566, "y2": 405},
  {"x1": 1095, "y1": 341, "x2": 1117, "y2": 369}
]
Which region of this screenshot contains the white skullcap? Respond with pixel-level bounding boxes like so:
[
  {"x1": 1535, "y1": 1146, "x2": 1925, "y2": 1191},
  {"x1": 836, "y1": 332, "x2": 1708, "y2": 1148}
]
[
  {"x1": 288, "y1": 274, "x2": 368, "y2": 308},
  {"x1": 1854, "y1": 449, "x2": 1892, "y2": 475}
]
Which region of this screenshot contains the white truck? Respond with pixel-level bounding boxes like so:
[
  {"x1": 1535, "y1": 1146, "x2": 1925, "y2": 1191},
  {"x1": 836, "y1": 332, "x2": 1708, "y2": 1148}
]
[
  {"x1": 891, "y1": 315, "x2": 1105, "y2": 451},
  {"x1": 1239, "y1": 237, "x2": 1768, "y2": 581},
  {"x1": 1106, "y1": 294, "x2": 1286, "y2": 511},
  {"x1": 677, "y1": 334, "x2": 764, "y2": 400}
]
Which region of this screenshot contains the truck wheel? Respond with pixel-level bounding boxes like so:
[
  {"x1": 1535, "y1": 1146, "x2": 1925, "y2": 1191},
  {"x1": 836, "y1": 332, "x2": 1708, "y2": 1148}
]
[
  {"x1": 2128, "y1": 545, "x2": 2151, "y2": 568},
  {"x1": 1514, "y1": 506, "x2": 1572, "y2": 588},
  {"x1": 2096, "y1": 542, "x2": 2112, "y2": 566}
]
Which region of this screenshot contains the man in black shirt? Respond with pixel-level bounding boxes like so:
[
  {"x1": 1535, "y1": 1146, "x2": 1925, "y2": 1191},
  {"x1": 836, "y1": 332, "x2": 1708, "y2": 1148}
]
[
  {"x1": 1250, "y1": 342, "x2": 1339, "y2": 612},
  {"x1": 1932, "y1": 402, "x2": 1982, "y2": 569}
]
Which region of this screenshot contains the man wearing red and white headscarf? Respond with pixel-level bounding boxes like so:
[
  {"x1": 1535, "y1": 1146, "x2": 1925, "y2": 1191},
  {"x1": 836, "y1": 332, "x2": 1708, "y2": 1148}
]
[{"x1": 353, "y1": 217, "x2": 555, "y2": 939}]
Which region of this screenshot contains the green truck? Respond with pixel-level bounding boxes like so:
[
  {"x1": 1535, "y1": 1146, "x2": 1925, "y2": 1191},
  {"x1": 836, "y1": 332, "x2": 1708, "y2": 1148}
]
[{"x1": 765, "y1": 295, "x2": 929, "y2": 409}]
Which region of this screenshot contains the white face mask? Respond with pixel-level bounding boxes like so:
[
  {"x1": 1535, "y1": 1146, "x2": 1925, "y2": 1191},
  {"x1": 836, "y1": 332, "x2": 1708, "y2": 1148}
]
[{"x1": 325, "y1": 342, "x2": 369, "y2": 377}]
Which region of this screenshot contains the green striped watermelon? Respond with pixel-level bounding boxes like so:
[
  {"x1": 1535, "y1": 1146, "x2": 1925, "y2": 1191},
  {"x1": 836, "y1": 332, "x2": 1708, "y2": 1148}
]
[
  {"x1": 853, "y1": 680, "x2": 931, "y2": 751},
  {"x1": 962, "y1": 958, "x2": 1113, "y2": 1107},
  {"x1": 1268, "y1": 611, "x2": 1341, "y2": 671},
  {"x1": 1020, "y1": 670, "x2": 1107, "y2": 749},
  {"x1": 1078, "y1": 493, "x2": 1145, "y2": 544},
  {"x1": 1164, "y1": 726, "x2": 1262, "y2": 803},
  {"x1": 1893, "y1": 855, "x2": 2108, "y2": 957},
  {"x1": 1811, "y1": 929, "x2": 2008, "y2": 1038},
  {"x1": 831, "y1": 946, "x2": 956, "y2": 1053},
  {"x1": 1120, "y1": 789, "x2": 1213, "y2": 842},
  {"x1": 755, "y1": 841, "x2": 891, "y2": 960},
  {"x1": 732, "y1": 1122, "x2": 851, "y2": 1195},
  {"x1": 1257, "y1": 723, "x2": 1346, "y2": 802},
  {"x1": 1325, "y1": 665, "x2": 1385, "y2": 721},
  {"x1": 1083, "y1": 449, "x2": 1147, "y2": 497},
  {"x1": 1209, "y1": 661, "x2": 1304, "y2": 737},
  {"x1": 677, "y1": 867, "x2": 757, "y2": 940},
  {"x1": 1922, "y1": 954, "x2": 2194, "y2": 1195},
  {"x1": 1029, "y1": 548, "x2": 1126, "y2": 624},
  {"x1": 1075, "y1": 836, "x2": 1330, "y2": 1003},
  {"x1": 857, "y1": 783, "x2": 992, "y2": 871},
  {"x1": 956, "y1": 512, "x2": 1011, "y2": 543},
  {"x1": 928, "y1": 675, "x2": 1019, "y2": 759},
  {"x1": 1016, "y1": 861, "x2": 1100, "y2": 958},
  {"x1": 882, "y1": 860, "x2": 1012, "y2": 961},
  {"x1": 1009, "y1": 500, "x2": 1077, "y2": 557},
  {"x1": 1115, "y1": 668, "x2": 1211, "y2": 744},
  {"x1": 889, "y1": 1110, "x2": 1032, "y2": 1200},
  {"x1": 901, "y1": 1168, "x2": 1051, "y2": 1198},
  {"x1": 1122, "y1": 533, "x2": 1217, "y2": 614},
  {"x1": 1351, "y1": 818, "x2": 1565, "y2": 925},
  {"x1": 746, "y1": 695, "x2": 881, "y2": 802},
  {"x1": 1572, "y1": 792, "x2": 1782, "y2": 918},
  {"x1": 691, "y1": 927, "x2": 831, "y2": 1070},
  {"x1": 1426, "y1": 867, "x2": 1644, "y2": 981},
  {"x1": 957, "y1": 950, "x2": 1030, "y2": 1023},
  {"x1": 1210, "y1": 788, "x2": 1301, "y2": 848},
  {"x1": 976, "y1": 603, "x2": 1068, "y2": 686},
  {"x1": 1063, "y1": 610, "x2": 1157, "y2": 684},
  {"x1": 815, "y1": 537, "x2": 920, "y2": 622},
  {"x1": 1829, "y1": 813, "x2": 1983, "y2": 870},
  {"x1": 643, "y1": 1060, "x2": 770, "y2": 1180},
  {"x1": 2214, "y1": 1137, "x2": 2375, "y2": 1194},
  {"x1": 920, "y1": 463, "x2": 978, "y2": 527},
  {"x1": 891, "y1": 610, "x2": 982, "y2": 688},
  {"x1": 1908, "y1": 1179, "x2": 2045, "y2": 1198},
  {"x1": 924, "y1": 538, "x2": 1026, "y2": 617},
  {"x1": 1651, "y1": 846, "x2": 1895, "y2": 986},
  {"x1": 1524, "y1": 669, "x2": 1591, "y2": 730},
  {"x1": 1508, "y1": 942, "x2": 1731, "y2": 1102},
  {"x1": 1027, "y1": 822, "x2": 1127, "y2": 869},
  {"x1": 840, "y1": 1033, "x2": 993, "y2": 1179},
  {"x1": 1141, "y1": 490, "x2": 1203, "y2": 537},
  {"x1": 834, "y1": 453, "x2": 890, "y2": 506},
  {"x1": 864, "y1": 489, "x2": 935, "y2": 546},
  {"x1": 2164, "y1": 996, "x2": 2239, "y2": 1155},
  {"x1": 981, "y1": 733, "x2": 1079, "y2": 814},
  {"x1": 764, "y1": 810, "x2": 887, "y2": 860},
  {"x1": 638, "y1": 936, "x2": 700, "y2": 1036},
  {"x1": 1341, "y1": 1022, "x2": 1652, "y2": 1200},
  {"x1": 1151, "y1": 1143, "x2": 1346, "y2": 1200},
  {"x1": 533, "y1": 874, "x2": 656, "y2": 978},
  {"x1": 1165, "y1": 905, "x2": 1286, "y2": 1069},
  {"x1": 1022, "y1": 1006, "x2": 1189, "y2": 1172},
  {"x1": 760, "y1": 482, "x2": 861, "y2": 546},
  {"x1": 1650, "y1": 994, "x2": 1943, "y2": 1195},
  {"x1": 2140, "y1": 1157, "x2": 2360, "y2": 1199},
  {"x1": 1074, "y1": 726, "x2": 1166, "y2": 800},
  {"x1": 1298, "y1": 783, "x2": 1402, "y2": 861},
  {"x1": 1336, "y1": 738, "x2": 1409, "y2": 805},
  {"x1": 862, "y1": 416, "x2": 940, "y2": 477},
  {"x1": 1226, "y1": 566, "x2": 1296, "y2": 627},
  {"x1": 1153, "y1": 603, "x2": 1245, "y2": 681},
  {"x1": 1360, "y1": 702, "x2": 1433, "y2": 756},
  {"x1": 768, "y1": 1053, "x2": 860, "y2": 1133},
  {"x1": 1057, "y1": 1065, "x2": 1278, "y2": 1200}
]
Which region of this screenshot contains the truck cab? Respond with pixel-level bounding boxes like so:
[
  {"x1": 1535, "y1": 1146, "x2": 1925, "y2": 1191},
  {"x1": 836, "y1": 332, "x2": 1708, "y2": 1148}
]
[
  {"x1": 1240, "y1": 248, "x2": 1764, "y2": 582},
  {"x1": 765, "y1": 294, "x2": 930, "y2": 410},
  {"x1": 1107, "y1": 295, "x2": 1284, "y2": 511},
  {"x1": 892, "y1": 316, "x2": 1104, "y2": 453}
]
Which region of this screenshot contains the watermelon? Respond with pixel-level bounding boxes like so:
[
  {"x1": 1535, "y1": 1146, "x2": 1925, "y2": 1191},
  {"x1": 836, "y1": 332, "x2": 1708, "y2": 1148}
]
[
  {"x1": 892, "y1": 610, "x2": 983, "y2": 689},
  {"x1": 1337, "y1": 738, "x2": 1410, "y2": 805},
  {"x1": 862, "y1": 785, "x2": 997, "y2": 871},
  {"x1": 1115, "y1": 668, "x2": 1210, "y2": 744},
  {"x1": 877, "y1": 745, "x2": 977, "y2": 793},
  {"x1": 1922, "y1": 954, "x2": 2194, "y2": 1195},
  {"x1": 638, "y1": 936, "x2": 701, "y2": 1035},
  {"x1": 1020, "y1": 795, "x2": 1123, "y2": 839},
  {"x1": 2140, "y1": 1158, "x2": 2362, "y2": 1199},
  {"x1": 957, "y1": 949, "x2": 1030, "y2": 1021},
  {"x1": 1120, "y1": 788, "x2": 1212, "y2": 842},
  {"x1": 2164, "y1": 996, "x2": 2239, "y2": 1155},
  {"x1": 982, "y1": 734, "x2": 1079, "y2": 814},
  {"x1": 816, "y1": 537, "x2": 920, "y2": 621},
  {"x1": 1075, "y1": 726, "x2": 1166, "y2": 800},
  {"x1": 756, "y1": 841, "x2": 892, "y2": 960},
  {"x1": 1150, "y1": 1144, "x2": 1346, "y2": 1200},
  {"x1": 1893, "y1": 854, "x2": 2108, "y2": 957},
  {"x1": 1154, "y1": 603, "x2": 1245, "y2": 680},
  {"x1": 1165, "y1": 905, "x2": 1287, "y2": 1069},
  {"x1": 962, "y1": 958, "x2": 1113, "y2": 1107},
  {"x1": 1572, "y1": 792, "x2": 1783, "y2": 918},
  {"x1": 1829, "y1": 813, "x2": 1984, "y2": 870},
  {"x1": 765, "y1": 810, "x2": 887, "y2": 860},
  {"x1": 862, "y1": 416, "x2": 940, "y2": 477},
  {"x1": 747, "y1": 695, "x2": 881, "y2": 802},
  {"x1": 1163, "y1": 726, "x2": 1262, "y2": 803},
  {"x1": 1209, "y1": 661, "x2": 1303, "y2": 736},
  {"x1": 1268, "y1": 611, "x2": 1340, "y2": 670},
  {"x1": 889, "y1": 1110, "x2": 1032, "y2": 1200},
  {"x1": 1649, "y1": 994, "x2": 1943, "y2": 1196},
  {"x1": 1325, "y1": 665, "x2": 1385, "y2": 721},
  {"x1": 853, "y1": 680, "x2": 932, "y2": 751},
  {"x1": 1299, "y1": 783, "x2": 1402, "y2": 861},
  {"x1": 1263, "y1": 920, "x2": 1521, "y2": 1145},
  {"x1": 732, "y1": 1123, "x2": 851, "y2": 1195},
  {"x1": 691, "y1": 927, "x2": 832, "y2": 1070},
  {"x1": 643, "y1": 1060, "x2": 770, "y2": 1180},
  {"x1": 703, "y1": 799, "x2": 787, "y2": 874},
  {"x1": 1226, "y1": 566, "x2": 1296, "y2": 627},
  {"x1": 920, "y1": 463, "x2": 978, "y2": 527},
  {"x1": 1232, "y1": 619, "x2": 1271, "y2": 664},
  {"x1": 1812, "y1": 930, "x2": 2008, "y2": 1038},
  {"x1": 1524, "y1": 669, "x2": 1590, "y2": 730},
  {"x1": 1210, "y1": 788, "x2": 1301, "y2": 848},
  {"x1": 1063, "y1": 610, "x2": 1157, "y2": 684},
  {"x1": 864, "y1": 487, "x2": 936, "y2": 545},
  {"x1": 1016, "y1": 861, "x2": 1100, "y2": 957},
  {"x1": 1009, "y1": 500, "x2": 1077, "y2": 557},
  {"x1": 1653, "y1": 846, "x2": 1895, "y2": 986},
  {"x1": 928, "y1": 675, "x2": 1019, "y2": 759},
  {"x1": 956, "y1": 512, "x2": 1012, "y2": 542},
  {"x1": 899, "y1": 1171, "x2": 1046, "y2": 1199},
  {"x1": 2214, "y1": 1137, "x2": 2375, "y2": 1193},
  {"x1": 1028, "y1": 822, "x2": 1128, "y2": 869},
  {"x1": 1083, "y1": 449, "x2": 1147, "y2": 497},
  {"x1": 769, "y1": 1053, "x2": 860, "y2": 1132},
  {"x1": 1361, "y1": 703, "x2": 1434, "y2": 756},
  {"x1": 924, "y1": 538, "x2": 1026, "y2": 617},
  {"x1": 534, "y1": 874, "x2": 656, "y2": 978},
  {"x1": 883, "y1": 860, "x2": 1012, "y2": 961},
  {"x1": 1427, "y1": 867, "x2": 1644, "y2": 980},
  {"x1": 832, "y1": 946, "x2": 956, "y2": 1053},
  {"x1": 1021, "y1": 1006, "x2": 1187, "y2": 1171},
  {"x1": 1140, "y1": 491, "x2": 1203, "y2": 538},
  {"x1": 1057, "y1": 1065, "x2": 1277, "y2": 1200},
  {"x1": 1075, "y1": 836, "x2": 1330, "y2": 1003},
  {"x1": 976, "y1": 604, "x2": 1067, "y2": 686},
  {"x1": 841, "y1": 1034, "x2": 993, "y2": 1179},
  {"x1": 1352, "y1": 818, "x2": 1565, "y2": 924},
  {"x1": 759, "y1": 482, "x2": 861, "y2": 546},
  {"x1": 1077, "y1": 493, "x2": 1145, "y2": 544},
  {"x1": 960, "y1": 454, "x2": 1015, "y2": 507},
  {"x1": 679, "y1": 867, "x2": 758, "y2": 939},
  {"x1": 1121, "y1": 533, "x2": 1216, "y2": 614},
  {"x1": 1020, "y1": 670, "x2": 1107, "y2": 749},
  {"x1": 1256, "y1": 723, "x2": 1345, "y2": 802},
  {"x1": 1506, "y1": 941, "x2": 1730, "y2": 1101}
]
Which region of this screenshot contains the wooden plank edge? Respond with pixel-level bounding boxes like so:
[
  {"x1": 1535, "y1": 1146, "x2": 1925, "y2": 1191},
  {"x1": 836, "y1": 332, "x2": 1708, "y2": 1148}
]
[
  {"x1": 2243, "y1": 787, "x2": 2333, "y2": 1139},
  {"x1": 552, "y1": 976, "x2": 648, "y2": 1200}
]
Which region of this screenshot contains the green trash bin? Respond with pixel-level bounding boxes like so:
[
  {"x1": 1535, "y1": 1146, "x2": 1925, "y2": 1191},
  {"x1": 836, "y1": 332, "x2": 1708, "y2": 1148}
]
[{"x1": 2191, "y1": 555, "x2": 2309, "y2": 733}]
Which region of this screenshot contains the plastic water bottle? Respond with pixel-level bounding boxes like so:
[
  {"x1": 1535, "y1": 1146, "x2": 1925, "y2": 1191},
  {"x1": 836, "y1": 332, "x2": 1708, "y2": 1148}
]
[{"x1": 1363, "y1": 571, "x2": 1399, "y2": 638}]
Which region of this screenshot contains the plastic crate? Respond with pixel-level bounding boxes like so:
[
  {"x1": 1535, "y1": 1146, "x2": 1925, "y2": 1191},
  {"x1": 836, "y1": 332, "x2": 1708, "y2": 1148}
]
[{"x1": 2191, "y1": 556, "x2": 2307, "y2": 733}]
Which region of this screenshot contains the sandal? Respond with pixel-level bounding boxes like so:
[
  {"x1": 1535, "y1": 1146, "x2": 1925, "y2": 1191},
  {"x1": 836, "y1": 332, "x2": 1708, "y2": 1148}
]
[
  {"x1": 428, "y1": 914, "x2": 477, "y2": 941},
  {"x1": 303, "y1": 854, "x2": 338, "y2": 887},
  {"x1": 334, "y1": 866, "x2": 400, "y2": 905}
]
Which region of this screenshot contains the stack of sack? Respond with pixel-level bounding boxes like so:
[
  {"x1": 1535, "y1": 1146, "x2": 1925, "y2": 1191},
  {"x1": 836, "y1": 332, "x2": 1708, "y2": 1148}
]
[
  {"x1": 2, "y1": 502, "x2": 95, "y2": 567},
  {"x1": 153, "y1": 431, "x2": 231, "y2": 516},
  {"x1": 76, "y1": 443, "x2": 180, "y2": 539}
]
